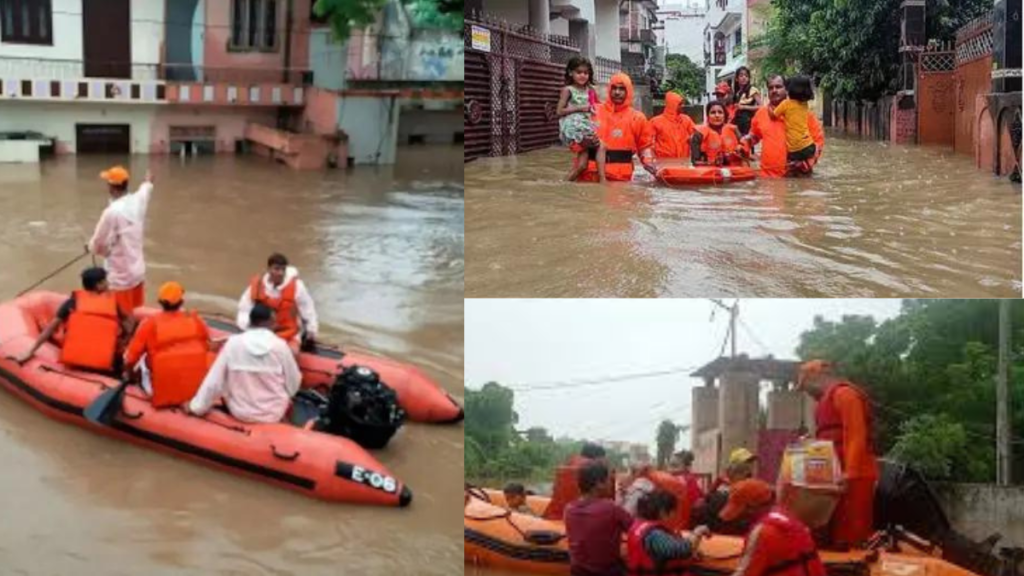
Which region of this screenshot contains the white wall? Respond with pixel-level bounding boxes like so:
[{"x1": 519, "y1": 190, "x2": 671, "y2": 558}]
[
  {"x1": 131, "y1": 0, "x2": 164, "y2": 67},
  {"x1": 0, "y1": 101, "x2": 156, "y2": 154},
  {"x1": 338, "y1": 96, "x2": 400, "y2": 165},
  {"x1": 593, "y1": 0, "x2": 620, "y2": 60},
  {"x1": 0, "y1": 0, "x2": 83, "y2": 77}
]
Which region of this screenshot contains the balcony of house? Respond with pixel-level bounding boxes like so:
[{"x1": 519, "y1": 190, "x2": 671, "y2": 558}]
[
  {"x1": 0, "y1": 56, "x2": 168, "y2": 103},
  {"x1": 619, "y1": 28, "x2": 657, "y2": 45},
  {"x1": 159, "y1": 64, "x2": 311, "y2": 107}
]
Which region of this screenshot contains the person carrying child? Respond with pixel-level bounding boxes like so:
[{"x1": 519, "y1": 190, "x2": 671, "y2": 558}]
[
  {"x1": 766, "y1": 75, "x2": 817, "y2": 171},
  {"x1": 557, "y1": 56, "x2": 607, "y2": 182}
]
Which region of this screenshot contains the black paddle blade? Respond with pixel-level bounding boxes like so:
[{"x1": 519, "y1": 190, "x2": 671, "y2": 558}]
[{"x1": 84, "y1": 380, "x2": 130, "y2": 425}]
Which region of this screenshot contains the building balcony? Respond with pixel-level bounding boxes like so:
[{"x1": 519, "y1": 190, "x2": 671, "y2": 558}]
[
  {"x1": 0, "y1": 56, "x2": 166, "y2": 103},
  {"x1": 620, "y1": 28, "x2": 657, "y2": 44},
  {"x1": 160, "y1": 64, "x2": 310, "y2": 107}
]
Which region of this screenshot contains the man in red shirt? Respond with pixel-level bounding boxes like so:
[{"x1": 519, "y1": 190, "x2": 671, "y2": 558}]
[{"x1": 565, "y1": 461, "x2": 634, "y2": 576}]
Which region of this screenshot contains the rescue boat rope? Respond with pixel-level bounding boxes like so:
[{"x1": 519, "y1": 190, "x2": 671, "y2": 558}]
[{"x1": 16, "y1": 249, "x2": 90, "y2": 297}]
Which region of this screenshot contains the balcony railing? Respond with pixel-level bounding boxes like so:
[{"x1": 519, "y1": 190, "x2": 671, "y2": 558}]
[
  {"x1": 594, "y1": 56, "x2": 622, "y2": 84},
  {"x1": 620, "y1": 28, "x2": 657, "y2": 44},
  {"x1": 160, "y1": 64, "x2": 312, "y2": 85}
]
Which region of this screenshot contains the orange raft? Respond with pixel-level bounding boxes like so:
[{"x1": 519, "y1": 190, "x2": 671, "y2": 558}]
[
  {"x1": 0, "y1": 292, "x2": 417, "y2": 507},
  {"x1": 464, "y1": 489, "x2": 983, "y2": 576},
  {"x1": 657, "y1": 165, "x2": 758, "y2": 186},
  {"x1": 196, "y1": 316, "x2": 464, "y2": 425}
]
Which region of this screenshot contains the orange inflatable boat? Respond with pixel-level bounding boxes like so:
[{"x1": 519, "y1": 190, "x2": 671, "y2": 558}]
[
  {"x1": 657, "y1": 165, "x2": 757, "y2": 186},
  {"x1": 197, "y1": 315, "x2": 463, "y2": 424},
  {"x1": 464, "y1": 489, "x2": 988, "y2": 576},
  {"x1": 0, "y1": 292, "x2": 416, "y2": 507}
]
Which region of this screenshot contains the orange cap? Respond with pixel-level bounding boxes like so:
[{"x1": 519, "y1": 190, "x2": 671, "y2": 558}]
[
  {"x1": 158, "y1": 281, "x2": 184, "y2": 305},
  {"x1": 719, "y1": 479, "x2": 774, "y2": 522},
  {"x1": 100, "y1": 166, "x2": 130, "y2": 185},
  {"x1": 796, "y1": 360, "x2": 833, "y2": 389},
  {"x1": 715, "y1": 81, "x2": 732, "y2": 94}
]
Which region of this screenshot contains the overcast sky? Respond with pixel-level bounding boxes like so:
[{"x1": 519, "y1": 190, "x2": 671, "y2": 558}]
[{"x1": 466, "y1": 299, "x2": 903, "y2": 452}]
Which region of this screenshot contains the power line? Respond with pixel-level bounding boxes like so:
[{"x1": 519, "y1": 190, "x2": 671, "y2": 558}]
[{"x1": 507, "y1": 364, "x2": 703, "y2": 393}]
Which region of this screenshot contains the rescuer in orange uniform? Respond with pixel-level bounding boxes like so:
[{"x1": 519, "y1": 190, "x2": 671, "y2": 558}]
[
  {"x1": 123, "y1": 281, "x2": 212, "y2": 408},
  {"x1": 797, "y1": 360, "x2": 879, "y2": 549},
  {"x1": 13, "y1": 267, "x2": 132, "y2": 373},
  {"x1": 544, "y1": 442, "x2": 612, "y2": 520},
  {"x1": 742, "y1": 74, "x2": 825, "y2": 178},
  {"x1": 649, "y1": 91, "x2": 697, "y2": 161},
  {"x1": 690, "y1": 100, "x2": 749, "y2": 166},
  {"x1": 579, "y1": 73, "x2": 656, "y2": 182}
]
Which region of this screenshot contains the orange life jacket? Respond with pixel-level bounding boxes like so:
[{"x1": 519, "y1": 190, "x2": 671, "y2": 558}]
[
  {"x1": 696, "y1": 124, "x2": 743, "y2": 166},
  {"x1": 149, "y1": 311, "x2": 210, "y2": 408},
  {"x1": 749, "y1": 510, "x2": 827, "y2": 576},
  {"x1": 582, "y1": 72, "x2": 654, "y2": 182},
  {"x1": 249, "y1": 275, "x2": 300, "y2": 341},
  {"x1": 642, "y1": 469, "x2": 692, "y2": 532},
  {"x1": 650, "y1": 92, "x2": 695, "y2": 160},
  {"x1": 814, "y1": 382, "x2": 877, "y2": 468},
  {"x1": 61, "y1": 290, "x2": 119, "y2": 371},
  {"x1": 626, "y1": 520, "x2": 694, "y2": 576},
  {"x1": 544, "y1": 455, "x2": 590, "y2": 520}
]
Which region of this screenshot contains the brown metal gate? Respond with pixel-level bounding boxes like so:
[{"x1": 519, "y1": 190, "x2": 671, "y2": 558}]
[{"x1": 464, "y1": 17, "x2": 580, "y2": 162}]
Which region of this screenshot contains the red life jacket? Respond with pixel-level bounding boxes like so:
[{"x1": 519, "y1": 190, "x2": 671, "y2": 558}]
[
  {"x1": 644, "y1": 470, "x2": 692, "y2": 532},
  {"x1": 626, "y1": 520, "x2": 694, "y2": 576},
  {"x1": 751, "y1": 511, "x2": 827, "y2": 576},
  {"x1": 249, "y1": 275, "x2": 300, "y2": 341},
  {"x1": 814, "y1": 381, "x2": 876, "y2": 466},
  {"x1": 695, "y1": 124, "x2": 742, "y2": 165},
  {"x1": 61, "y1": 290, "x2": 119, "y2": 371}
]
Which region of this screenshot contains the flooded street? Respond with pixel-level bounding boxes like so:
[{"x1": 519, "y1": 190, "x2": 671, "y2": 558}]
[
  {"x1": 466, "y1": 134, "x2": 1021, "y2": 297},
  {"x1": 0, "y1": 146, "x2": 464, "y2": 575}
]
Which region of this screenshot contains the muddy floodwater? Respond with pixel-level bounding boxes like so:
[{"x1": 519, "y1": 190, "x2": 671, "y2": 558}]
[
  {"x1": 0, "y1": 146, "x2": 464, "y2": 575},
  {"x1": 466, "y1": 134, "x2": 1021, "y2": 297}
]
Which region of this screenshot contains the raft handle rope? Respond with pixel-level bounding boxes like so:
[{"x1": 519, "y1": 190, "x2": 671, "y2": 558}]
[
  {"x1": 16, "y1": 248, "x2": 91, "y2": 297},
  {"x1": 464, "y1": 484, "x2": 567, "y2": 547},
  {"x1": 271, "y1": 445, "x2": 301, "y2": 461},
  {"x1": 37, "y1": 365, "x2": 252, "y2": 435}
]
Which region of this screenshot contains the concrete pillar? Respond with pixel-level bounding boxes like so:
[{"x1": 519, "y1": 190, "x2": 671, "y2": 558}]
[
  {"x1": 803, "y1": 393, "x2": 817, "y2": 436},
  {"x1": 691, "y1": 385, "x2": 720, "y2": 448},
  {"x1": 767, "y1": 390, "x2": 805, "y2": 430},
  {"x1": 718, "y1": 371, "x2": 760, "y2": 471},
  {"x1": 569, "y1": 19, "x2": 594, "y2": 58},
  {"x1": 529, "y1": 0, "x2": 551, "y2": 35}
]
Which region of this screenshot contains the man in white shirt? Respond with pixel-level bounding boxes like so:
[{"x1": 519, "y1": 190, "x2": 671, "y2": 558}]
[
  {"x1": 236, "y1": 253, "x2": 318, "y2": 354},
  {"x1": 88, "y1": 166, "x2": 153, "y2": 314},
  {"x1": 189, "y1": 303, "x2": 302, "y2": 423}
]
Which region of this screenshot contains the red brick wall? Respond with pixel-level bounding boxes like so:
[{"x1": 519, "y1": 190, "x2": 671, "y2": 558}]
[
  {"x1": 954, "y1": 56, "x2": 993, "y2": 156},
  {"x1": 892, "y1": 105, "x2": 917, "y2": 144},
  {"x1": 917, "y1": 72, "x2": 956, "y2": 146}
]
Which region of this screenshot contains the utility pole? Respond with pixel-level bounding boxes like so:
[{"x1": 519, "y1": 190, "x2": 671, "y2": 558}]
[
  {"x1": 710, "y1": 299, "x2": 739, "y2": 358},
  {"x1": 996, "y1": 299, "x2": 1012, "y2": 486}
]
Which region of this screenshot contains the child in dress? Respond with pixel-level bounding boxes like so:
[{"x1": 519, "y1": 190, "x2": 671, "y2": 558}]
[
  {"x1": 767, "y1": 75, "x2": 816, "y2": 169},
  {"x1": 556, "y1": 56, "x2": 606, "y2": 182}
]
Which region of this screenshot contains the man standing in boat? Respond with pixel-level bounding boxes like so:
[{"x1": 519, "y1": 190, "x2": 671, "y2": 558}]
[
  {"x1": 237, "y1": 253, "x2": 319, "y2": 355},
  {"x1": 796, "y1": 360, "x2": 879, "y2": 549},
  {"x1": 190, "y1": 303, "x2": 301, "y2": 423},
  {"x1": 88, "y1": 166, "x2": 154, "y2": 314}
]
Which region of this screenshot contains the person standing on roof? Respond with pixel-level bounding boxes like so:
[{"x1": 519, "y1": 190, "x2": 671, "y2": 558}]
[
  {"x1": 88, "y1": 166, "x2": 153, "y2": 315},
  {"x1": 796, "y1": 360, "x2": 879, "y2": 549},
  {"x1": 237, "y1": 253, "x2": 319, "y2": 355}
]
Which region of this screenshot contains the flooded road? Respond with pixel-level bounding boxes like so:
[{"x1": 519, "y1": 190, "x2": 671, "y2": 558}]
[
  {"x1": 0, "y1": 146, "x2": 464, "y2": 575},
  {"x1": 466, "y1": 134, "x2": 1021, "y2": 297}
]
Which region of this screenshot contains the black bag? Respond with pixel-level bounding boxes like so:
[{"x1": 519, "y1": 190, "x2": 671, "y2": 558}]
[{"x1": 315, "y1": 366, "x2": 405, "y2": 449}]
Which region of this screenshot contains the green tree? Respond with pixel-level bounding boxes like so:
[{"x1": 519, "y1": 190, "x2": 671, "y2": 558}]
[
  {"x1": 661, "y1": 54, "x2": 706, "y2": 103},
  {"x1": 887, "y1": 414, "x2": 990, "y2": 481},
  {"x1": 656, "y1": 419, "x2": 681, "y2": 469},
  {"x1": 465, "y1": 382, "x2": 517, "y2": 457},
  {"x1": 760, "y1": 0, "x2": 991, "y2": 100},
  {"x1": 314, "y1": 0, "x2": 460, "y2": 41}
]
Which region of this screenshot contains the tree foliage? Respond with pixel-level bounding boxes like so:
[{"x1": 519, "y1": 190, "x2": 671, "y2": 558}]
[
  {"x1": 656, "y1": 419, "x2": 681, "y2": 469},
  {"x1": 314, "y1": 0, "x2": 461, "y2": 42},
  {"x1": 760, "y1": 0, "x2": 991, "y2": 100},
  {"x1": 661, "y1": 54, "x2": 706, "y2": 103},
  {"x1": 796, "y1": 300, "x2": 1024, "y2": 482}
]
